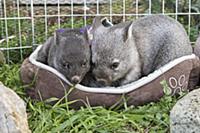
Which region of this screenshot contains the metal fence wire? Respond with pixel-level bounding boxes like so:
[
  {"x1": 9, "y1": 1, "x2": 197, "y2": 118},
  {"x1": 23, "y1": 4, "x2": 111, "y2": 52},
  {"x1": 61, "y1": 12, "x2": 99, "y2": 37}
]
[{"x1": 0, "y1": 0, "x2": 200, "y2": 63}]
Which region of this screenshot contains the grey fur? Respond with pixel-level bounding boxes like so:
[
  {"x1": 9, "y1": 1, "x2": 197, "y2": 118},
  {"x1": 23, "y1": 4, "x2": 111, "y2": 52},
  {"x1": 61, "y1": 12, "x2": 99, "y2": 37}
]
[
  {"x1": 90, "y1": 15, "x2": 193, "y2": 86},
  {"x1": 81, "y1": 17, "x2": 114, "y2": 87},
  {"x1": 37, "y1": 28, "x2": 91, "y2": 85}
]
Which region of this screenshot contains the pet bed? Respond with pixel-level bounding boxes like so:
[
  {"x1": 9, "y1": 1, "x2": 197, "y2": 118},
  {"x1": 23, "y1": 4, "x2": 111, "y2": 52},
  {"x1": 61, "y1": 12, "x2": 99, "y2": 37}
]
[{"x1": 20, "y1": 45, "x2": 200, "y2": 108}]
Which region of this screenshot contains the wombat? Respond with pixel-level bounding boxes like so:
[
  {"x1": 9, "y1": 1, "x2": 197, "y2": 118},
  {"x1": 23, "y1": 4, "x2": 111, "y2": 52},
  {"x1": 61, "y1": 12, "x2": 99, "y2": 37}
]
[
  {"x1": 37, "y1": 28, "x2": 91, "y2": 85},
  {"x1": 80, "y1": 18, "x2": 114, "y2": 87},
  {"x1": 90, "y1": 15, "x2": 193, "y2": 87}
]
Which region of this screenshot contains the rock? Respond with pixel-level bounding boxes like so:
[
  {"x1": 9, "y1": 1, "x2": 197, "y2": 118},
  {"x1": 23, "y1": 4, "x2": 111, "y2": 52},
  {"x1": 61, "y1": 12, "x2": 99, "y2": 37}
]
[
  {"x1": 194, "y1": 34, "x2": 200, "y2": 58},
  {"x1": 0, "y1": 83, "x2": 31, "y2": 133},
  {"x1": 170, "y1": 88, "x2": 200, "y2": 133}
]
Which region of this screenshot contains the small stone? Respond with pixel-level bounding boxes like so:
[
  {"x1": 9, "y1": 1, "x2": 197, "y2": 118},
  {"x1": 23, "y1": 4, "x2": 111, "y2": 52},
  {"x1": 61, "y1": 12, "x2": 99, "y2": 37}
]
[
  {"x1": 194, "y1": 34, "x2": 200, "y2": 58},
  {"x1": 0, "y1": 82, "x2": 31, "y2": 133},
  {"x1": 170, "y1": 88, "x2": 200, "y2": 133}
]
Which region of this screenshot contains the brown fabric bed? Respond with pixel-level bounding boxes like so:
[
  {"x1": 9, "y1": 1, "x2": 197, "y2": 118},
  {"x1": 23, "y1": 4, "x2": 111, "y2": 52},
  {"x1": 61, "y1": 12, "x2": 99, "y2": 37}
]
[{"x1": 20, "y1": 46, "x2": 200, "y2": 108}]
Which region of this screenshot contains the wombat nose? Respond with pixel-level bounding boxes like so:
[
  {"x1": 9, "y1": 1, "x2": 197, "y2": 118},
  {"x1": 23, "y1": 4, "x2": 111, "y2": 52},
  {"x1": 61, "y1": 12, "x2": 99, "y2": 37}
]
[
  {"x1": 96, "y1": 78, "x2": 108, "y2": 86},
  {"x1": 71, "y1": 76, "x2": 81, "y2": 84}
]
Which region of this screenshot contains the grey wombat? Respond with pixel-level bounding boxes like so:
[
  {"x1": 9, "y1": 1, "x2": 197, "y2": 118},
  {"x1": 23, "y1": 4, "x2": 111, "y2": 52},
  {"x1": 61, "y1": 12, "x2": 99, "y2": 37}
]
[
  {"x1": 80, "y1": 18, "x2": 114, "y2": 87},
  {"x1": 90, "y1": 15, "x2": 193, "y2": 87},
  {"x1": 37, "y1": 28, "x2": 91, "y2": 85}
]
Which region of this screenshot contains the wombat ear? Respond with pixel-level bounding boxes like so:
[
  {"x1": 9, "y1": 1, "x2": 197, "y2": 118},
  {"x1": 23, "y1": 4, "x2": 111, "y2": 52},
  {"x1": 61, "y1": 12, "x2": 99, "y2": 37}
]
[
  {"x1": 53, "y1": 31, "x2": 60, "y2": 45},
  {"x1": 123, "y1": 22, "x2": 133, "y2": 42},
  {"x1": 84, "y1": 27, "x2": 93, "y2": 42},
  {"x1": 92, "y1": 16, "x2": 111, "y2": 29},
  {"x1": 101, "y1": 17, "x2": 113, "y2": 27}
]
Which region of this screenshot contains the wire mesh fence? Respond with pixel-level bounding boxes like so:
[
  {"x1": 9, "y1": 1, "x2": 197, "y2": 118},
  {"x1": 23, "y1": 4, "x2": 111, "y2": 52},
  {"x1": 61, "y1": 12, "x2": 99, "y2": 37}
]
[{"x1": 0, "y1": 0, "x2": 200, "y2": 63}]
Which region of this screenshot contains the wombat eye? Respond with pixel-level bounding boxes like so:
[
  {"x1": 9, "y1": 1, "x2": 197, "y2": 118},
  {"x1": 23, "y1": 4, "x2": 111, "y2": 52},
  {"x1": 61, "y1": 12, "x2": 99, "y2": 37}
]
[
  {"x1": 111, "y1": 62, "x2": 119, "y2": 70},
  {"x1": 81, "y1": 61, "x2": 87, "y2": 68}
]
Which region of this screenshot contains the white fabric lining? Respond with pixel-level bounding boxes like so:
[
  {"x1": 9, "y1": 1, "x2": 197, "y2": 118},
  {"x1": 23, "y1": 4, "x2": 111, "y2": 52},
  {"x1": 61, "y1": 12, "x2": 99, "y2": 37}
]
[{"x1": 29, "y1": 45, "x2": 196, "y2": 94}]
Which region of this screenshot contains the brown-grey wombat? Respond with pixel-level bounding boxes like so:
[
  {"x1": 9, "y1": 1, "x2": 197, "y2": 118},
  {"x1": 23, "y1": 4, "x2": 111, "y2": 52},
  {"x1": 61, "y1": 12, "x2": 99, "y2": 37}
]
[
  {"x1": 90, "y1": 15, "x2": 193, "y2": 87},
  {"x1": 36, "y1": 28, "x2": 91, "y2": 85}
]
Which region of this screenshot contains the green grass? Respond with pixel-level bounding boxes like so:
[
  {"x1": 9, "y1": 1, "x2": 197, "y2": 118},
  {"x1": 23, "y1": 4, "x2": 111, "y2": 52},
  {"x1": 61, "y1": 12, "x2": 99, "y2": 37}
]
[{"x1": 0, "y1": 63, "x2": 182, "y2": 133}]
